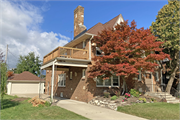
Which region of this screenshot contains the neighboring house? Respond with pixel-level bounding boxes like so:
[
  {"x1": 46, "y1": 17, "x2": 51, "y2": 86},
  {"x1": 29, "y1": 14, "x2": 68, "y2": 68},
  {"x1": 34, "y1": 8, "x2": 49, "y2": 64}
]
[
  {"x1": 41, "y1": 5, "x2": 164, "y2": 102},
  {"x1": 7, "y1": 71, "x2": 45, "y2": 95}
]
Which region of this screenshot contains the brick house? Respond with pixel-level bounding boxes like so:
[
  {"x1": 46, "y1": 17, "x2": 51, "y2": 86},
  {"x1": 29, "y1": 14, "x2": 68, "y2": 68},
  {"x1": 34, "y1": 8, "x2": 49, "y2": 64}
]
[{"x1": 41, "y1": 5, "x2": 165, "y2": 102}]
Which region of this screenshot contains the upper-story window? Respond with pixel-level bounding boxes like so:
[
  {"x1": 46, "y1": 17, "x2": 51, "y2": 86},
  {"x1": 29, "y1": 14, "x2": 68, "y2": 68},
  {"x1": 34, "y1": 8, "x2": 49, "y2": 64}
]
[
  {"x1": 83, "y1": 41, "x2": 86, "y2": 48},
  {"x1": 82, "y1": 69, "x2": 86, "y2": 77},
  {"x1": 96, "y1": 47, "x2": 102, "y2": 56}
]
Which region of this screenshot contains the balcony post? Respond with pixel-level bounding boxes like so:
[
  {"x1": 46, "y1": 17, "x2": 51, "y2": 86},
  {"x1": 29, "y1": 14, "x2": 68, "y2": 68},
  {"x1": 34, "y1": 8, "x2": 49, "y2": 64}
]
[
  {"x1": 58, "y1": 47, "x2": 60, "y2": 57},
  {"x1": 71, "y1": 49, "x2": 73, "y2": 58}
]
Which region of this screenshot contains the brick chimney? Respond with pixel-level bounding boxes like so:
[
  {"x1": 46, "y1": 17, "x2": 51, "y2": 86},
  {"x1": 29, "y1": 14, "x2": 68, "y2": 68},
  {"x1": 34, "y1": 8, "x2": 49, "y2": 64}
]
[{"x1": 74, "y1": 5, "x2": 86, "y2": 38}]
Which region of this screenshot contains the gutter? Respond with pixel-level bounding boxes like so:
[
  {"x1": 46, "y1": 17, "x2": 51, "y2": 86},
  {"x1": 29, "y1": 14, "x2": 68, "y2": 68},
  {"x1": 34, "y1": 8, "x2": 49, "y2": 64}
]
[{"x1": 64, "y1": 33, "x2": 95, "y2": 47}]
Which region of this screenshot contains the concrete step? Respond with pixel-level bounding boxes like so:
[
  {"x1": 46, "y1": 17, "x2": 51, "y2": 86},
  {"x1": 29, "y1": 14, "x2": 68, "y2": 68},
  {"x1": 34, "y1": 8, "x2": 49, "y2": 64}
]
[
  {"x1": 167, "y1": 99, "x2": 180, "y2": 103},
  {"x1": 166, "y1": 97, "x2": 176, "y2": 100},
  {"x1": 155, "y1": 92, "x2": 170, "y2": 96}
]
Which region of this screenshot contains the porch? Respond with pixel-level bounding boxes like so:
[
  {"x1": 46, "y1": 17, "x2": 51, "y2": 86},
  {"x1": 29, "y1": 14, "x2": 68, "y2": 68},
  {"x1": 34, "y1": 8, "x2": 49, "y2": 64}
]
[{"x1": 41, "y1": 46, "x2": 91, "y2": 102}]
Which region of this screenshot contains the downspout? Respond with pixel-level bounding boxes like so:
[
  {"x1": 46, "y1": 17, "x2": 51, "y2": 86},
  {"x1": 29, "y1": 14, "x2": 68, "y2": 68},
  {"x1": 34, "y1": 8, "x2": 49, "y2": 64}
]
[
  {"x1": 51, "y1": 59, "x2": 57, "y2": 102},
  {"x1": 89, "y1": 35, "x2": 94, "y2": 60}
]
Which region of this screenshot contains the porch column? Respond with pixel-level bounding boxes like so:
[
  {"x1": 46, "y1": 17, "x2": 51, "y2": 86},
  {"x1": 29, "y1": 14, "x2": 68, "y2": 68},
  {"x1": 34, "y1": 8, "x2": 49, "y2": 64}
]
[{"x1": 51, "y1": 61, "x2": 55, "y2": 102}]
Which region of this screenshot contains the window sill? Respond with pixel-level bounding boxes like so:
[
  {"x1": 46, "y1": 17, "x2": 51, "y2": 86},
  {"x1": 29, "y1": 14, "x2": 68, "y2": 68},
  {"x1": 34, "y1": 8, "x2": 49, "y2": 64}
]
[
  {"x1": 58, "y1": 86, "x2": 66, "y2": 87},
  {"x1": 96, "y1": 85, "x2": 119, "y2": 87}
]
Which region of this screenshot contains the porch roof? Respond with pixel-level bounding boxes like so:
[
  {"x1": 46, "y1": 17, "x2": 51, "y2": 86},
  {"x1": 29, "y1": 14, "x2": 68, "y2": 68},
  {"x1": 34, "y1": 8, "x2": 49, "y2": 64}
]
[{"x1": 41, "y1": 57, "x2": 91, "y2": 70}]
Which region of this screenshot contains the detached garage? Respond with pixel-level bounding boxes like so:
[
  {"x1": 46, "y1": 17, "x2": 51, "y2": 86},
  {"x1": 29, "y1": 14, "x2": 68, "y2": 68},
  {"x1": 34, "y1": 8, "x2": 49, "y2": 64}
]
[{"x1": 7, "y1": 71, "x2": 45, "y2": 95}]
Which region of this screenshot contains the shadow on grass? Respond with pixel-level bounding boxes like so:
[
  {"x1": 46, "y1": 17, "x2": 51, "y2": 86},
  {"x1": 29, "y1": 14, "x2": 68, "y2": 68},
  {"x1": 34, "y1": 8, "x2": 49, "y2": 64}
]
[{"x1": 1, "y1": 99, "x2": 20, "y2": 109}]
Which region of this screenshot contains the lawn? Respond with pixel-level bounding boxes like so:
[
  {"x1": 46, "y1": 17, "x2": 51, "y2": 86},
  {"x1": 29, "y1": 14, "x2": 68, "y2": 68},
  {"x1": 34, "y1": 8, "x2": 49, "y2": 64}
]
[
  {"x1": 1, "y1": 95, "x2": 89, "y2": 120},
  {"x1": 117, "y1": 102, "x2": 180, "y2": 120}
]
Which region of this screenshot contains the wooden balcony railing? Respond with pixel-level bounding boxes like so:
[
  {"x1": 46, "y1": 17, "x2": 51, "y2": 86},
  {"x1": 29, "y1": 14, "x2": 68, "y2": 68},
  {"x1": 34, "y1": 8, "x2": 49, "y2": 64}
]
[{"x1": 43, "y1": 47, "x2": 89, "y2": 64}]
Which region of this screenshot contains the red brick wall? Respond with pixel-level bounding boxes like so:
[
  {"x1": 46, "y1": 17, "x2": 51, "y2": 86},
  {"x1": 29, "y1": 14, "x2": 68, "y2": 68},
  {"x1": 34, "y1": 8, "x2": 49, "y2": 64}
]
[
  {"x1": 45, "y1": 67, "x2": 89, "y2": 102},
  {"x1": 45, "y1": 38, "x2": 164, "y2": 103}
]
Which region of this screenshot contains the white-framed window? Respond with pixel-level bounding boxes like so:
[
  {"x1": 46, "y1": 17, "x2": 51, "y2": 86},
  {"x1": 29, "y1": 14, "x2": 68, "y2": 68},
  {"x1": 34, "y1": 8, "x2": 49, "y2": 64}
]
[
  {"x1": 70, "y1": 71, "x2": 72, "y2": 80},
  {"x1": 155, "y1": 71, "x2": 159, "y2": 81},
  {"x1": 58, "y1": 73, "x2": 66, "y2": 87},
  {"x1": 83, "y1": 41, "x2": 86, "y2": 48},
  {"x1": 138, "y1": 71, "x2": 141, "y2": 81},
  {"x1": 145, "y1": 72, "x2": 152, "y2": 79},
  {"x1": 82, "y1": 69, "x2": 86, "y2": 77},
  {"x1": 96, "y1": 75, "x2": 120, "y2": 87},
  {"x1": 96, "y1": 47, "x2": 102, "y2": 56}
]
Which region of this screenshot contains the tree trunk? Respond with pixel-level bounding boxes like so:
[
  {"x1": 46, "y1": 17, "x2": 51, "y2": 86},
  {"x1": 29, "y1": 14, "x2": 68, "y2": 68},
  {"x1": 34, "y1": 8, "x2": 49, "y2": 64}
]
[{"x1": 166, "y1": 61, "x2": 179, "y2": 93}]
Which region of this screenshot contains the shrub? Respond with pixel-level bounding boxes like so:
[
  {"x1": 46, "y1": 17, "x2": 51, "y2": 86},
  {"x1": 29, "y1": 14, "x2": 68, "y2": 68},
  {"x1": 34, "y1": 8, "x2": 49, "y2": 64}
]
[
  {"x1": 130, "y1": 89, "x2": 140, "y2": 98},
  {"x1": 104, "y1": 92, "x2": 110, "y2": 98},
  {"x1": 151, "y1": 98, "x2": 156, "y2": 102},
  {"x1": 112, "y1": 89, "x2": 121, "y2": 97},
  {"x1": 111, "y1": 95, "x2": 118, "y2": 100},
  {"x1": 139, "y1": 98, "x2": 146, "y2": 103},
  {"x1": 14, "y1": 95, "x2": 18, "y2": 98},
  {"x1": 45, "y1": 101, "x2": 51, "y2": 107}
]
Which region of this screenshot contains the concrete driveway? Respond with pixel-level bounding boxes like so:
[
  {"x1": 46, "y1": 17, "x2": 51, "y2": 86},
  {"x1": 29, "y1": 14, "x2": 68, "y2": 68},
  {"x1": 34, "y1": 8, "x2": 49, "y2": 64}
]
[{"x1": 57, "y1": 98, "x2": 147, "y2": 120}]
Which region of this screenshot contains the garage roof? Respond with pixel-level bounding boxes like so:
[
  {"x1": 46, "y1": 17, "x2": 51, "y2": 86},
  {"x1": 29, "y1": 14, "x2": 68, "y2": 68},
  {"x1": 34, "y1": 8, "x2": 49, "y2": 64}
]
[{"x1": 8, "y1": 71, "x2": 43, "y2": 81}]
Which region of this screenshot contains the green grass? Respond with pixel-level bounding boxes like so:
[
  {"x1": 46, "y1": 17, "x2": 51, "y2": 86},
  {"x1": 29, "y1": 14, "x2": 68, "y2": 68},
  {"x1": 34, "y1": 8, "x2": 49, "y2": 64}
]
[
  {"x1": 1, "y1": 95, "x2": 89, "y2": 119},
  {"x1": 117, "y1": 102, "x2": 180, "y2": 120}
]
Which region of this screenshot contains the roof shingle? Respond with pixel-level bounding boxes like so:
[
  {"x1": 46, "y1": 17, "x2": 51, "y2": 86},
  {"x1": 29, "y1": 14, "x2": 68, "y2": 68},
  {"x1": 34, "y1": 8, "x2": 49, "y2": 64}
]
[
  {"x1": 8, "y1": 71, "x2": 42, "y2": 80},
  {"x1": 86, "y1": 14, "x2": 120, "y2": 35}
]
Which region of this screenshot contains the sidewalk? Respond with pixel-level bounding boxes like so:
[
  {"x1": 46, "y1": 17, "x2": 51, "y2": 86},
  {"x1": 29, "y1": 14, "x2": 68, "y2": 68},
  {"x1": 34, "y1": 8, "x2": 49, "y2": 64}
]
[{"x1": 56, "y1": 98, "x2": 147, "y2": 120}]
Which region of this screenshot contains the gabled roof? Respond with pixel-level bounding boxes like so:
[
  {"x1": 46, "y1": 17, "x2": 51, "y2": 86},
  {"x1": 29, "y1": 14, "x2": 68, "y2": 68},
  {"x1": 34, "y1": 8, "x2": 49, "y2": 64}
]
[
  {"x1": 103, "y1": 14, "x2": 120, "y2": 29},
  {"x1": 64, "y1": 14, "x2": 124, "y2": 47},
  {"x1": 86, "y1": 14, "x2": 123, "y2": 35},
  {"x1": 8, "y1": 71, "x2": 42, "y2": 80},
  {"x1": 86, "y1": 22, "x2": 105, "y2": 35}
]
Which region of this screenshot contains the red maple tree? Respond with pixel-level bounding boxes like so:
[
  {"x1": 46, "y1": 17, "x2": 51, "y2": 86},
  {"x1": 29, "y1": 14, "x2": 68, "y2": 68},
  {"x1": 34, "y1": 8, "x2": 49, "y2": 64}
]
[
  {"x1": 7, "y1": 71, "x2": 14, "y2": 77},
  {"x1": 88, "y1": 20, "x2": 170, "y2": 81}
]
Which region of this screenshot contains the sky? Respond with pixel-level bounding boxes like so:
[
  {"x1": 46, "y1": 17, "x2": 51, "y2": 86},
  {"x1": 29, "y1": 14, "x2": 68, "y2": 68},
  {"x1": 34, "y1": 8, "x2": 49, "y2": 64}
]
[{"x1": 0, "y1": 0, "x2": 168, "y2": 69}]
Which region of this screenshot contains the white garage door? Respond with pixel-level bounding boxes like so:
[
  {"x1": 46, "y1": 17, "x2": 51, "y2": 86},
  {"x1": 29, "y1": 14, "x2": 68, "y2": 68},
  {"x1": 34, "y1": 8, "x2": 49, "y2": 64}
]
[{"x1": 11, "y1": 82, "x2": 39, "y2": 94}]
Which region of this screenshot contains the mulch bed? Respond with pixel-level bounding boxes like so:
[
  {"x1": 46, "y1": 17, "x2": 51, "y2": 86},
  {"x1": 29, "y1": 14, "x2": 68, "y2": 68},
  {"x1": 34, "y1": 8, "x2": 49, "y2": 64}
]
[{"x1": 11, "y1": 98, "x2": 29, "y2": 102}]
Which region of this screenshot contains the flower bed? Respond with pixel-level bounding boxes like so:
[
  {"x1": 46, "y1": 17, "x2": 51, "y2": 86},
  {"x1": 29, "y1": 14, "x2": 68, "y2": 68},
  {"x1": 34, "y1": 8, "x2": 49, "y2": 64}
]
[{"x1": 88, "y1": 94, "x2": 161, "y2": 111}]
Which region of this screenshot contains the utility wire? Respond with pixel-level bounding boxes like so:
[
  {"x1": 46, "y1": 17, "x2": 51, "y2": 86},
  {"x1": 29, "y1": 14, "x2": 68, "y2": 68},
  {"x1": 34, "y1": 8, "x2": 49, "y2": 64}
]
[{"x1": 8, "y1": 48, "x2": 19, "y2": 60}]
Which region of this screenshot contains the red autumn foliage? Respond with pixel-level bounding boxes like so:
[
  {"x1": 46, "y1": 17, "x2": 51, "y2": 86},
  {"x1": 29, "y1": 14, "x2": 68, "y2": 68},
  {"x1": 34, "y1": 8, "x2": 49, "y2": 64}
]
[
  {"x1": 7, "y1": 71, "x2": 14, "y2": 77},
  {"x1": 88, "y1": 20, "x2": 170, "y2": 80}
]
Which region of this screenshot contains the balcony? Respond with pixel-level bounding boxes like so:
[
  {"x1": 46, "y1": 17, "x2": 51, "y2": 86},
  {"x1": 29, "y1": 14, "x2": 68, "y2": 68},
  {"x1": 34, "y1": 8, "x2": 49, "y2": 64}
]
[{"x1": 43, "y1": 47, "x2": 89, "y2": 64}]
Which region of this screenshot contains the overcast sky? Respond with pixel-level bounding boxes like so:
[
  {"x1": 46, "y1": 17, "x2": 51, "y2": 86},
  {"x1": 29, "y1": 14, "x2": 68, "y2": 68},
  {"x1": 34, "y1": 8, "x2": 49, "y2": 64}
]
[{"x1": 0, "y1": 0, "x2": 168, "y2": 69}]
